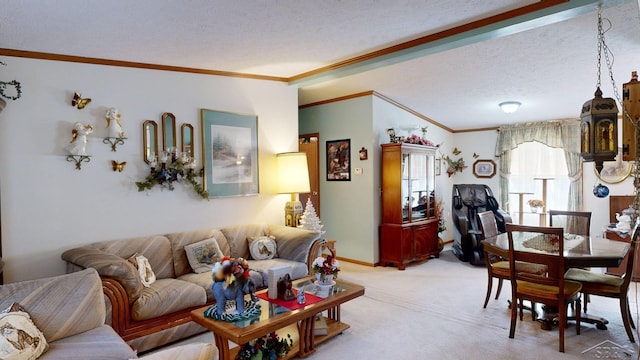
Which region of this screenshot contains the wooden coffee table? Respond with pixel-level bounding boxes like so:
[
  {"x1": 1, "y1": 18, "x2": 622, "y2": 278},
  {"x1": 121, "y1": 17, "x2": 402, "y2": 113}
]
[{"x1": 191, "y1": 277, "x2": 365, "y2": 360}]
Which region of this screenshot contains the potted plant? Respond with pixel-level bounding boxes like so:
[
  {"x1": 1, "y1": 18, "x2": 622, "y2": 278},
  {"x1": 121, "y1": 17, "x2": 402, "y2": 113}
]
[
  {"x1": 235, "y1": 332, "x2": 293, "y2": 360},
  {"x1": 312, "y1": 250, "x2": 339, "y2": 285},
  {"x1": 528, "y1": 199, "x2": 544, "y2": 213},
  {"x1": 434, "y1": 199, "x2": 447, "y2": 252}
]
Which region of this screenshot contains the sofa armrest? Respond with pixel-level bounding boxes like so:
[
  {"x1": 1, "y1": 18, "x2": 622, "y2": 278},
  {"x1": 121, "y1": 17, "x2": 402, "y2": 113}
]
[
  {"x1": 268, "y1": 225, "x2": 322, "y2": 267},
  {"x1": 61, "y1": 247, "x2": 142, "y2": 303},
  {"x1": 102, "y1": 277, "x2": 131, "y2": 335}
]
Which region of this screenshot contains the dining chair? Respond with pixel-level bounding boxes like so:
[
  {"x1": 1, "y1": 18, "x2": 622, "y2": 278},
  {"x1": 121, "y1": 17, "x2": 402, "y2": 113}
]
[
  {"x1": 564, "y1": 218, "x2": 639, "y2": 343},
  {"x1": 549, "y1": 210, "x2": 592, "y2": 312},
  {"x1": 479, "y1": 211, "x2": 546, "y2": 308},
  {"x1": 548, "y1": 210, "x2": 591, "y2": 236},
  {"x1": 506, "y1": 223, "x2": 582, "y2": 353}
]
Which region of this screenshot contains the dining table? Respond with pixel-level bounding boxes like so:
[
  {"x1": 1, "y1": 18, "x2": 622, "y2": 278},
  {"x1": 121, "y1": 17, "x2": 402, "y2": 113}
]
[{"x1": 481, "y1": 232, "x2": 630, "y2": 330}]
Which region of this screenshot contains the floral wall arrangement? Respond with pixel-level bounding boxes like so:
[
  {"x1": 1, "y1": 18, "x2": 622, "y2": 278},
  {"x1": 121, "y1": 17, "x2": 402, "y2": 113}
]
[{"x1": 443, "y1": 154, "x2": 466, "y2": 177}]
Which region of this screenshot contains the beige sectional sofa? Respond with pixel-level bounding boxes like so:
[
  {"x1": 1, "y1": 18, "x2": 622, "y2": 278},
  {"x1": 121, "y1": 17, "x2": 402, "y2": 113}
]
[{"x1": 61, "y1": 224, "x2": 323, "y2": 353}]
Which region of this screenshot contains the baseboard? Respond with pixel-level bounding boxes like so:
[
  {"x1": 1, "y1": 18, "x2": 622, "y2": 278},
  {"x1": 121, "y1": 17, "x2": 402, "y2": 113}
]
[{"x1": 336, "y1": 256, "x2": 375, "y2": 267}]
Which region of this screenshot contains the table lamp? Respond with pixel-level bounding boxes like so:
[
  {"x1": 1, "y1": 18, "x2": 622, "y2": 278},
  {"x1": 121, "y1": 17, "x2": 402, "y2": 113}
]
[{"x1": 276, "y1": 152, "x2": 311, "y2": 227}]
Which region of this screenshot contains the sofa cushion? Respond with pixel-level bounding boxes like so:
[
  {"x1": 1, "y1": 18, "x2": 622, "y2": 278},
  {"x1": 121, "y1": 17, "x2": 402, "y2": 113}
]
[
  {"x1": 221, "y1": 224, "x2": 269, "y2": 260},
  {"x1": 167, "y1": 229, "x2": 230, "y2": 277},
  {"x1": 267, "y1": 225, "x2": 321, "y2": 263},
  {"x1": 132, "y1": 279, "x2": 207, "y2": 321},
  {"x1": 184, "y1": 238, "x2": 223, "y2": 273},
  {"x1": 0, "y1": 303, "x2": 48, "y2": 360},
  {"x1": 91, "y1": 235, "x2": 175, "y2": 279},
  {"x1": 138, "y1": 342, "x2": 217, "y2": 360},
  {"x1": 0, "y1": 268, "x2": 106, "y2": 343},
  {"x1": 248, "y1": 236, "x2": 277, "y2": 260},
  {"x1": 40, "y1": 325, "x2": 137, "y2": 360}
]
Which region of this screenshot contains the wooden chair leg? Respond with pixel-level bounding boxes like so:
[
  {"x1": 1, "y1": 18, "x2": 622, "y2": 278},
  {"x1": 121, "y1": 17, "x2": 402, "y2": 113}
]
[
  {"x1": 576, "y1": 298, "x2": 581, "y2": 336},
  {"x1": 483, "y1": 274, "x2": 494, "y2": 308},
  {"x1": 620, "y1": 296, "x2": 635, "y2": 343},
  {"x1": 583, "y1": 293, "x2": 589, "y2": 313},
  {"x1": 519, "y1": 299, "x2": 524, "y2": 321},
  {"x1": 559, "y1": 303, "x2": 566, "y2": 353},
  {"x1": 509, "y1": 296, "x2": 517, "y2": 339},
  {"x1": 495, "y1": 278, "x2": 504, "y2": 300}
]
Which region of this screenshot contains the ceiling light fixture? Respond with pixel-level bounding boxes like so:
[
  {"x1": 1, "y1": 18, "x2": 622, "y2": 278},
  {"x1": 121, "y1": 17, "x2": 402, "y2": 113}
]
[{"x1": 499, "y1": 101, "x2": 521, "y2": 114}]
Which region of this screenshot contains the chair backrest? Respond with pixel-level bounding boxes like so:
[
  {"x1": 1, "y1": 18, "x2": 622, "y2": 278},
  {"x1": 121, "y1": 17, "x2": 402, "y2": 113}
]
[
  {"x1": 478, "y1": 210, "x2": 499, "y2": 239},
  {"x1": 548, "y1": 210, "x2": 591, "y2": 236},
  {"x1": 621, "y1": 218, "x2": 640, "y2": 290},
  {"x1": 506, "y1": 223, "x2": 566, "y2": 287}
]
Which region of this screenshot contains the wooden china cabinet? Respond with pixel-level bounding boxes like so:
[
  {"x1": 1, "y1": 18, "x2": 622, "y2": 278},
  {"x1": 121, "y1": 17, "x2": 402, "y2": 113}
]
[{"x1": 379, "y1": 143, "x2": 439, "y2": 270}]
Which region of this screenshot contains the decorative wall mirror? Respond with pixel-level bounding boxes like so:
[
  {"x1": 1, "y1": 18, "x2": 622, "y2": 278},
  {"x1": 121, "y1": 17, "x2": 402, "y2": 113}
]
[
  {"x1": 181, "y1": 123, "x2": 194, "y2": 155},
  {"x1": 162, "y1": 112, "x2": 177, "y2": 151},
  {"x1": 142, "y1": 120, "x2": 158, "y2": 164}
]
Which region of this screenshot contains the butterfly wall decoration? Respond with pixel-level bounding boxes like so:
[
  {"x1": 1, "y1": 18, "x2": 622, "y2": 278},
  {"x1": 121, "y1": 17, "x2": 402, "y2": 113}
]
[
  {"x1": 452, "y1": 147, "x2": 461, "y2": 155},
  {"x1": 111, "y1": 160, "x2": 126, "y2": 172},
  {"x1": 71, "y1": 92, "x2": 91, "y2": 109}
]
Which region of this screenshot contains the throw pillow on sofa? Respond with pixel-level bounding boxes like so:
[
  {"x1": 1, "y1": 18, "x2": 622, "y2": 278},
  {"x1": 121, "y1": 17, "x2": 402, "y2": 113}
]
[
  {"x1": 185, "y1": 238, "x2": 223, "y2": 273},
  {"x1": 0, "y1": 303, "x2": 48, "y2": 359},
  {"x1": 127, "y1": 253, "x2": 157, "y2": 287},
  {"x1": 248, "y1": 235, "x2": 277, "y2": 260}
]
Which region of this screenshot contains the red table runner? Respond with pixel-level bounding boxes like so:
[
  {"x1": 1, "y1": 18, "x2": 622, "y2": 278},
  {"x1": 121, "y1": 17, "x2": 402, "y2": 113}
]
[{"x1": 257, "y1": 289, "x2": 324, "y2": 310}]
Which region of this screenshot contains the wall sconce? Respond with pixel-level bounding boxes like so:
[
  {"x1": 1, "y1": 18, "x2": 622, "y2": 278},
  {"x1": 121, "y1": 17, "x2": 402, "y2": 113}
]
[
  {"x1": 499, "y1": 101, "x2": 521, "y2": 114},
  {"x1": 134, "y1": 147, "x2": 207, "y2": 199},
  {"x1": 276, "y1": 152, "x2": 311, "y2": 227}
]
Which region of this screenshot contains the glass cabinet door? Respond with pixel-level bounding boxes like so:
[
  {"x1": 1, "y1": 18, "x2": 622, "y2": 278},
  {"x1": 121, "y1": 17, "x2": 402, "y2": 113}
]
[
  {"x1": 399, "y1": 149, "x2": 436, "y2": 223},
  {"x1": 409, "y1": 152, "x2": 428, "y2": 221},
  {"x1": 401, "y1": 153, "x2": 410, "y2": 222}
]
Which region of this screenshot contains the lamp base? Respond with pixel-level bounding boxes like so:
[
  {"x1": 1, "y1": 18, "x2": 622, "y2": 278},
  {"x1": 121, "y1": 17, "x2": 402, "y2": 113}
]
[{"x1": 285, "y1": 200, "x2": 304, "y2": 227}]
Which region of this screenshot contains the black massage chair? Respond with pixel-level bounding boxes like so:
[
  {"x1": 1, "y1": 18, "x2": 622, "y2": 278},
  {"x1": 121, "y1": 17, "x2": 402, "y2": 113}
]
[{"x1": 451, "y1": 184, "x2": 512, "y2": 265}]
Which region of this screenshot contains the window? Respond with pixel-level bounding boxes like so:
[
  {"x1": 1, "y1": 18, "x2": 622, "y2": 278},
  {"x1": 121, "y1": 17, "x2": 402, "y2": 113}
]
[{"x1": 508, "y1": 141, "x2": 570, "y2": 225}]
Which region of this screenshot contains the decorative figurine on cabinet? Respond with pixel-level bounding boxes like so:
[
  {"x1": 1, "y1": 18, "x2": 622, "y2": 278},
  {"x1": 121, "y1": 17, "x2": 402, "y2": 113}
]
[
  {"x1": 105, "y1": 107, "x2": 125, "y2": 138},
  {"x1": 65, "y1": 122, "x2": 94, "y2": 156}
]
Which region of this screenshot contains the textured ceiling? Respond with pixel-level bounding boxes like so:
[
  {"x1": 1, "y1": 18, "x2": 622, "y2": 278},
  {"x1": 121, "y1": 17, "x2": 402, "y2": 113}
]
[{"x1": 1, "y1": 0, "x2": 639, "y2": 131}]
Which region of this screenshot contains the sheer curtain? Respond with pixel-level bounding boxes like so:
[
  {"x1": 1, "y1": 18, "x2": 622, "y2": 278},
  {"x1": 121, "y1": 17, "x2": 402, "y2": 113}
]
[{"x1": 494, "y1": 120, "x2": 582, "y2": 213}]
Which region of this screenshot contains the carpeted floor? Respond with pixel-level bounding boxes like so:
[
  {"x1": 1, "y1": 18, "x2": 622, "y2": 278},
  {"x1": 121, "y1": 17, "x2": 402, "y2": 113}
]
[{"x1": 161, "y1": 246, "x2": 640, "y2": 359}]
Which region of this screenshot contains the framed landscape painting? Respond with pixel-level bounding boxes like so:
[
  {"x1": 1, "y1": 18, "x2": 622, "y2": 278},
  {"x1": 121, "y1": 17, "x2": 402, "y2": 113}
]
[
  {"x1": 326, "y1": 139, "x2": 351, "y2": 181},
  {"x1": 200, "y1": 109, "x2": 259, "y2": 197}
]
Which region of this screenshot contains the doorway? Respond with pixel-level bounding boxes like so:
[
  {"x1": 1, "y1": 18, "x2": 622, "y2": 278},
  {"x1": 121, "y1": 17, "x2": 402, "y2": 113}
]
[{"x1": 299, "y1": 134, "x2": 320, "y2": 217}]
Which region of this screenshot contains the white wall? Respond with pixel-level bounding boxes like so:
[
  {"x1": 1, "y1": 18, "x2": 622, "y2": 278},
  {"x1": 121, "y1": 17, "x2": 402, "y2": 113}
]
[{"x1": 0, "y1": 57, "x2": 299, "y2": 282}]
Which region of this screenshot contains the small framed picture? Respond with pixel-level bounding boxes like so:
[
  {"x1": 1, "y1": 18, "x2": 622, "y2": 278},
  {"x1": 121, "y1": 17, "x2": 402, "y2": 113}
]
[
  {"x1": 472, "y1": 159, "x2": 496, "y2": 178},
  {"x1": 435, "y1": 158, "x2": 441, "y2": 176},
  {"x1": 359, "y1": 147, "x2": 368, "y2": 160},
  {"x1": 326, "y1": 139, "x2": 350, "y2": 181}
]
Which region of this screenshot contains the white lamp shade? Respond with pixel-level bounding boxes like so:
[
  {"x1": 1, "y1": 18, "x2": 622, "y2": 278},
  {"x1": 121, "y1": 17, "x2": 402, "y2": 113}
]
[{"x1": 276, "y1": 152, "x2": 311, "y2": 194}]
